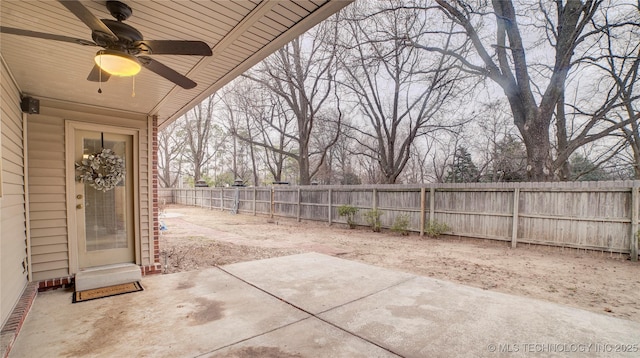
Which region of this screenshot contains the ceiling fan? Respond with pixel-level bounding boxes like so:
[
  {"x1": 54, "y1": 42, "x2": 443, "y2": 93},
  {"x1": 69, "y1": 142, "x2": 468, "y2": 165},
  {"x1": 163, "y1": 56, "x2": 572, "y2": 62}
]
[{"x1": 0, "y1": 0, "x2": 212, "y2": 89}]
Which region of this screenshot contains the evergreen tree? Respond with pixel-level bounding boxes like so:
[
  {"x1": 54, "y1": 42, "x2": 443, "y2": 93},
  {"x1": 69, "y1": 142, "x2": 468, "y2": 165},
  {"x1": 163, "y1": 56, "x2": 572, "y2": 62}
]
[
  {"x1": 489, "y1": 134, "x2": 527, "y2": 182},
  {"x1": 446, "y1": 147, "x2": 479, "y2": 183},
  {"x1": 570, "y1": 154, "x2": 610, "y2": 181}
]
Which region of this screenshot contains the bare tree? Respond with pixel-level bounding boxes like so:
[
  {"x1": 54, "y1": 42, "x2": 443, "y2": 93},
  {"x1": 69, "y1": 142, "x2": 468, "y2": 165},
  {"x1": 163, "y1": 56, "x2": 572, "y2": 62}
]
[
  {"x1": 338, "y1": 1, "x2": 470, "y2": 184},
  {"x1": 241, "y1": 20, "x2": 342, "y2": 185},
  {"x1": 228, "y1": 80, "x2": 297, "y2": 183},
  {"x1": 427, "y1": 128, "x2": 466, "y2": 183},
  {"x1": 157, "y1": 120, "x2": 185, "y2": 187},
  {"x1": 329, "y1": 124, "x2": 361, "y2": 184},
  {"x1": 580, "y1": 6, "x2": 640, "y2": 178},
  {"x1": 406, "y1": 0, "x2": 638, "y2": 181},
  {"x1": 182, "y1": 95, "x2": 225, "y2": 182},
  {"x1": 551, "y1": 2, "x2": 640, "y2": 180},
  {"x1": 398, "y1": 140, "x2": 435, "y2": 184},
  {"x1": 467, "y1": 100, "x2": 527, "y2": 182},
  {"x1": 219, "y1": 81, "x2": 264, "y2": 185}
]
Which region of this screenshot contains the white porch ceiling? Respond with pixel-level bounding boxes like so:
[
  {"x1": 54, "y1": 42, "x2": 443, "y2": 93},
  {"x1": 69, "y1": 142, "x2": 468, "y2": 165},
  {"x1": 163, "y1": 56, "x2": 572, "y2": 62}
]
[{"x1": 0, "y1": 0, "x2": 351, "y2": 127}]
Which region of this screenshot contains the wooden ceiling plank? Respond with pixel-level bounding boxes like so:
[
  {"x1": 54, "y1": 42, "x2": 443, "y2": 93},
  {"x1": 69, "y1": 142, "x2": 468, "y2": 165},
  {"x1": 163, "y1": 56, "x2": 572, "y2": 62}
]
[
  {"x1": 235, "y1": 33, "x2": 270, "y2": 49},
  {"x1": 248, "y1": 21, "x2": 281, "y2": 38},
  {"x1": 198, "y1": 1, "x2": 247, "y2": 22},
  {"x1": 264, "y1": 10, "x2": 297, "y2": 28},
  {"x1": 285, "y1": 1, "x2": 312, "y2": 17},
  {"x1": 292, "y1": 0, "x2": 320, "y2": 12},
  {"x1": 118, "y1": 4, "x2": 219, "y2": 42},
  {"x1": 272, "y1": 3, "x2": 306, "y2": 22},
  {"x1": 257, "y1": 16, "x2": 288, "y2": 33}
]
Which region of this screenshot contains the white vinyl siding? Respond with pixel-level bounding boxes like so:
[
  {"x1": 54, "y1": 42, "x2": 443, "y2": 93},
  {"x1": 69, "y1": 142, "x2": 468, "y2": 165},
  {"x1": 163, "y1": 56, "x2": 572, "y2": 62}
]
[
  {"x1": 27, "y1": 116, "x2": 68, "y2": 280},
  {"x1": 1, "y1": 59, "x2": 28, "y2": 327}
]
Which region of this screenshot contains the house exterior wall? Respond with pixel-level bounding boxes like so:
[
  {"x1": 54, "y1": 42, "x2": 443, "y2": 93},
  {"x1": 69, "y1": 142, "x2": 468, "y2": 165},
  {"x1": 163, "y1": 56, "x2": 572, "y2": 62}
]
[
  {"x1": 27, "y1": 102, "x2": 157, "y2": 281},
  {"x1": 1, "y1": 59, "x2": 28, "y2": 327}
]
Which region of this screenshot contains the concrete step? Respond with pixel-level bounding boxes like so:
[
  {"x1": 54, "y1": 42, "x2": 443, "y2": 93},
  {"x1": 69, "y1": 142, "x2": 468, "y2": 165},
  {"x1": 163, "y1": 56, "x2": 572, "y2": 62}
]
[{"x1": 75, "y1": 263, "x2": 141, "y2": 291}]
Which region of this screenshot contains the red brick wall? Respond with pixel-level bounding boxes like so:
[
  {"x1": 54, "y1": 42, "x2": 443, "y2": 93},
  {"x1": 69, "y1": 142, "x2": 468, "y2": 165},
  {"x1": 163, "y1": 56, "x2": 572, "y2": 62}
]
[
  {"x1": 37, "y1": 263, "x2": 161, "y2": 291},
  {"x1": 141, "y1": 263, "x2": 162, "y2": 275},
  {"x1": 1, "y1": 283, "x2": 38, "y2": 358},
  {"x1": 152, "y1": 116, "x2": 160, "y2": 268},
  {"x1": 37, "y1": 277, "x2": 73, "y2": 291}
]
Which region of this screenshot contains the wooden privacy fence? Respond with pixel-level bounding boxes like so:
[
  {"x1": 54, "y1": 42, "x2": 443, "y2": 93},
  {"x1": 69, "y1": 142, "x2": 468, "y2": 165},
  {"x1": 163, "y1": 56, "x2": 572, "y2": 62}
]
[{"x1": 160, "y1": 181, "x2": 640, "y2": 260}]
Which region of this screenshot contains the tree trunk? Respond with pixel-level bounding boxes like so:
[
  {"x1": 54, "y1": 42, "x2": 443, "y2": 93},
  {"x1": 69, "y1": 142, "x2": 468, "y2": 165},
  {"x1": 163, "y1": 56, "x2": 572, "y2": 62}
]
[
  {"x1": 515, "y1": 112, "x2": 553, "y2": 181},
  {"x1": 298, "y1": 146, "x2": 311, "y2": 185},
  {"x1": 194, "y1": 165, "x2": 202, "y2": 182},
  {"x1": 554, "y1": 91, "x2": 571, "y2": 180}
]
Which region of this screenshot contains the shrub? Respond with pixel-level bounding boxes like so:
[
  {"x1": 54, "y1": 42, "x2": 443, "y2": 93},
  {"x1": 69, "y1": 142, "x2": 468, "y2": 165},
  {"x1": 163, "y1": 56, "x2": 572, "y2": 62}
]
[
  {"x1": 424, "y1": 220, "x2": 450, "y2": 238},
  {"x1": 391, "y1": 214, "x2": 411, "y2": 236},
  {"x1": 363, "y1": 209, "x2": 383, "y2": 232},
  {"x1": 337, "y1": 205, "x2": 359, "y2": 229}
]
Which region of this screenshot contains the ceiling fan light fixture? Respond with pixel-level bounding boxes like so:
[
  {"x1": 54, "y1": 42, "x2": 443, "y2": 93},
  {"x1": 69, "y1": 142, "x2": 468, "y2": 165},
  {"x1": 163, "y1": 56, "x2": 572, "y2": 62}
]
[{"x1": 94, "y1": 50, "x2": 141, "y2": 76}]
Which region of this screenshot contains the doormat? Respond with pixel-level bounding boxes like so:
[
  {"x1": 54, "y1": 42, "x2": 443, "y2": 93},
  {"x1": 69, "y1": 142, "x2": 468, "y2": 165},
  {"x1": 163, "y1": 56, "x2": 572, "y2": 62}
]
[{"x1": 73, "y1": 282, "x2": 143, "y2": 303}]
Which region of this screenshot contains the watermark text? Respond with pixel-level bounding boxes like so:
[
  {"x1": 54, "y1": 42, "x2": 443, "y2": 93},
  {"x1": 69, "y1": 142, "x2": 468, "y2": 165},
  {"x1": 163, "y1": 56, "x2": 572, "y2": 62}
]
[{"x1": 486, "y1": 343, "x2": 638, "y2": 354}]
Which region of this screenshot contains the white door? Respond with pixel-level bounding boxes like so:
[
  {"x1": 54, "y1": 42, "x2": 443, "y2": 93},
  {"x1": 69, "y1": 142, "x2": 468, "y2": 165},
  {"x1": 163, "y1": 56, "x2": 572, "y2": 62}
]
[{"x1": 73, "y1": 129, "x2": 135, "y2": 268}]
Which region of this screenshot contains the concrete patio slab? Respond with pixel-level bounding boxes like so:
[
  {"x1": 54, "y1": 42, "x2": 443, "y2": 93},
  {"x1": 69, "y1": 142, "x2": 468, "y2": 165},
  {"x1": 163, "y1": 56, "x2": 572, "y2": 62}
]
[
  {"x1": 319, "y1": 275, "x2": 640, "y2": 358},
  {"x1": 8, "y1": 253, "x2": 640, "y2": 358},
  {"x1": 206, "y1": 317, "x2": 397, "y2": 358},
  {"x1": 222, "y1": 252, "x2": 415, "y2": 314},
  {"x1": 9, "y1": 268, "x2": 309, "y2": 358}
]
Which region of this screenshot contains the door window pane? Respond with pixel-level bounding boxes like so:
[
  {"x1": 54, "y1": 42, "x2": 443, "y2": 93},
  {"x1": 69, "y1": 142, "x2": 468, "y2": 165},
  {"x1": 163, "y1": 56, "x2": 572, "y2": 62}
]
[{"x1": 83, "y1": 138, "x2": 128, "y2": 251}]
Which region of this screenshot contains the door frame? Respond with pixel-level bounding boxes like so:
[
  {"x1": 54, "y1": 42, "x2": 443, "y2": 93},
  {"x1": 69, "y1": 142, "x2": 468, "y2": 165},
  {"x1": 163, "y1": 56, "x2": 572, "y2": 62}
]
[{"x1": 65, "y1": 121, "x2": 141, "y2": 274}]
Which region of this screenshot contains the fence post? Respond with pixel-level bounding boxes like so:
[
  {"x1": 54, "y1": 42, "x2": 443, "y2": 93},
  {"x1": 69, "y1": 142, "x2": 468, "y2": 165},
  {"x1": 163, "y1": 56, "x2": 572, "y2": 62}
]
[
  {"x1": 209, "y1": 189, "x2": 213, "y2": 210},
  {"x1": 631, "y1": 183, "x2": 638, "y2": 261},
  {"x1": 373, "y1": 188, "x2": 378, "y2": 210},
  {"x1": 429, "y1": 187, "x2": 435, "y2": 224},
  {"x1": 253, "y1": 187, "x2": 257, "y2": 216},
  {"x1": 270, "y1": 187, "x2": 274, "y2": 218},
  {"x1": 297, "y1": 187, "x2": 301, "y2": 222},
  {"x1": 220, "y1": 188, "x2": 224, "y2": 211},
  {"x1": 420, "y1": 187, "x2": 426, "y2": 236},
  {"x1": 511, "y1": 188, "x2": 520, "y2": 249},
  {"x1": 328, "y1": 188, "x2": 333, "y2": 225}
]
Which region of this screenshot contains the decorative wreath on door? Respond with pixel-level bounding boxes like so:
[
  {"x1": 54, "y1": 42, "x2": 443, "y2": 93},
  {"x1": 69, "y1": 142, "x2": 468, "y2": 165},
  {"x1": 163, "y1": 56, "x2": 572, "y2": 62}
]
[{"x1": 76, "y1": 148, "x2": 126, "y2": 192}]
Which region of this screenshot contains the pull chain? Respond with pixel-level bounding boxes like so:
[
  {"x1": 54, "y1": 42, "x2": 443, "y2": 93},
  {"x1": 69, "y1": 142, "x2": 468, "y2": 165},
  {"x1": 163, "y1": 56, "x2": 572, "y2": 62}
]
[
  {"x1": 98, "y1": 54, "x2": 103, "y2": 94},
  {"x1": 132, "y1": 76, "x2": 136, "y2": 97}
]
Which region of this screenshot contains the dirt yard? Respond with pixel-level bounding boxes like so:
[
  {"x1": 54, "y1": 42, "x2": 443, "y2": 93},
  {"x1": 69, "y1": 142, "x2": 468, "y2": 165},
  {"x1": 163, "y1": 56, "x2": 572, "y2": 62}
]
[{"x1": 159, "y1": 204, "x2": 640, "y2": 323}]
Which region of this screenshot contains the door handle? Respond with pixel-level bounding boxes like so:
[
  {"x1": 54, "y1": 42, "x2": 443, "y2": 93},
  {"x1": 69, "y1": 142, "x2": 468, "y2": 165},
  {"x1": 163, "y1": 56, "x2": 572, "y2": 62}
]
[{"x1": 76, "y1": 204, "x2": 83, "y2": 209}]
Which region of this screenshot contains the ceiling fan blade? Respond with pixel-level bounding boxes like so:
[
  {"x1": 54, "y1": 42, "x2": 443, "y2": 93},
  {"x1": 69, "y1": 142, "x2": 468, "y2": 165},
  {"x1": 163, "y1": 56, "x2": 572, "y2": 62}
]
[
  {"x1": 0, "y1": 26, "x2": 96, "y2": 46},
  {"x1": 58, "y1": 0, "x2": 118, "y2": 42},
  {"x1": 138, "y1": 56, "x2": 197, "y2": 89},
  {"x1": 87, "y1": 64, "x2": 111, "y2": 82},
  {"x1": 134, "y1": 40, "x2": 212, "y2": 56}
]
